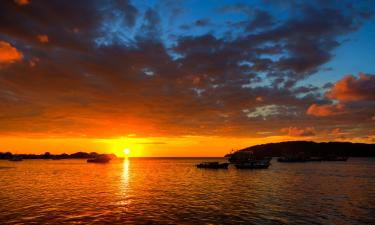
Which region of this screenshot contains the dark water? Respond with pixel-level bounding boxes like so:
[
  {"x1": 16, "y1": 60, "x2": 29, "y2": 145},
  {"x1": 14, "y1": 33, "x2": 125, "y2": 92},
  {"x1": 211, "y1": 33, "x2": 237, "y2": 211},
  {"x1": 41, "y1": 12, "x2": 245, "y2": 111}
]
[{"x1": 0, "y1": 158, "x2": 374, "y2": 224}]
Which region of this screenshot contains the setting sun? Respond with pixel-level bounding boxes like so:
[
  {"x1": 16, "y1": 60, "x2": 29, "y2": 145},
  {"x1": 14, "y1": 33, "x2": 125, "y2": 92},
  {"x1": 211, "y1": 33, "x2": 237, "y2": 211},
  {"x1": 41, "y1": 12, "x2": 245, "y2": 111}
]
[{"x1": 124, "y1": 148, "x2": 130, "y2": 156}]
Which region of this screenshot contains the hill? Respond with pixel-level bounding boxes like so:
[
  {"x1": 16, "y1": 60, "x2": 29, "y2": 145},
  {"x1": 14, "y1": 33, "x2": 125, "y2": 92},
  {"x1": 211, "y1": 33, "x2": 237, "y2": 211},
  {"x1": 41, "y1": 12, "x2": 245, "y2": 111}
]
[{"x1": 226, "y1": 141, "x2": 375, "y2": 157}]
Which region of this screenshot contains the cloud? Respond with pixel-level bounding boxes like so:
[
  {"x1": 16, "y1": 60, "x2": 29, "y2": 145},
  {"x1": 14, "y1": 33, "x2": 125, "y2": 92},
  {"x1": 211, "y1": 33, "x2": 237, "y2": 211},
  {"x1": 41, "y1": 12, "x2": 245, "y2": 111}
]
[
  {"x1": 195, "y1": 19, "x2": 210, "y2": 27},
  {"x1": 245, "y1": 9, "x2": 274, "y2": 31},
  {"x1": 136, "y1": 142, "x2": 166, "y2": 145},
  {"x1": 37, "y1": 35, "x2": 49, "y2": 43},
  {"x1": 306, "y1": 103, "x2": 345, "y2": 117},
  {"x1": 0, "y1": 41, "x2": 23, "y2": 64},
  {"x1": 0, "y1": 1, "x2": 373, "y2": 140},
  {"x1": 329, "y1": 128, "x2": 346, "y2": 139},
  {"x1": 281, "y1": 127, "x2": 316, "y2": 136},
  {"x1": 14, "y1": 0, "x2": 29, "y2": 6},
  {"x1": 326, "y1": 73, "x2": 375, "y2": 101},
  {"x1": 28, "y1": 57, "x2": 39, "y2": 67}
]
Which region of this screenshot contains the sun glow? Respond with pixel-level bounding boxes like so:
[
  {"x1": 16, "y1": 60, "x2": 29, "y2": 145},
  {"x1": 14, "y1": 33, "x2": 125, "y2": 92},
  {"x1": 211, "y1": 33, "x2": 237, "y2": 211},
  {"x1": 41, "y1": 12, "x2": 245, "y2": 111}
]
[{"x1": 124, "y1": 148, "x2": 130, "y2": 156}]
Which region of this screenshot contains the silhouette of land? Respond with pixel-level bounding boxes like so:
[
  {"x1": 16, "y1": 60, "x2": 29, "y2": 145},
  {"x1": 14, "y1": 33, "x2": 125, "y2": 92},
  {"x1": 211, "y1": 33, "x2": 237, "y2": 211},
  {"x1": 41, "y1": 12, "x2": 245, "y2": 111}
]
[
  {"x1": 226, "y1": 141, "x2": 375, "y2": 158},
  {"x1": 1, "y1": 141, "x2": 374, "y2": 160},
  {"x1": 0, "y1": 151, "x2": 118, "y2": 160}
]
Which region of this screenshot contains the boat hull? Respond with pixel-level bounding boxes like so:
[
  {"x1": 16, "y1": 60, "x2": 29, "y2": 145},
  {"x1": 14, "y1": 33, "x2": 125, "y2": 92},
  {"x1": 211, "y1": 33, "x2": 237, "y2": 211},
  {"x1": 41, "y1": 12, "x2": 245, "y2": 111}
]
[{"x1": 234, "y1": 164, "x2": 270, "y2": 169}]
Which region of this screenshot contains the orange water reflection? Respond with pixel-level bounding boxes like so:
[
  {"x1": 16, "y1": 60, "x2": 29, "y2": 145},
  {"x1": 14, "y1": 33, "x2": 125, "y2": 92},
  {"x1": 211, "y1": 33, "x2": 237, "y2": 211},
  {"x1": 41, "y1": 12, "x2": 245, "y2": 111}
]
[
  {"x1": 0, "y1": 158, "x2": 373, "y2": 224},
  {"x1": 119, "y1": 159, "x2": 131, "y2": 208}
]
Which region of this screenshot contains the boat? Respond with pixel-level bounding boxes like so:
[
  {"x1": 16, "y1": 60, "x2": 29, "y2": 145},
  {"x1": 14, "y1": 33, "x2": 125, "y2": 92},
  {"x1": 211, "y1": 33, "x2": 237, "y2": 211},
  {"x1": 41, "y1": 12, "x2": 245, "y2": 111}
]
[
  {"x1": 322, "y1": 155, "x2": 348, "y2": 161},
  {"x1": 196, "y1": 162, "x2": 229, "y2": 169},
  {"x1": 308, "y1": 157, "x2": 322, "y2": 162},
  {"x1": 278, "y1": 154, "x2": 348, "y2": 162},
  {"x1": 277, "y1": 152, "x2": 309, "y2": 162},
  {"x1": 87, "y1": 155, "x2": 111, "y2": 163},
  {"x1": 234, "y1": 158, "x2": 271, "y2": 169},
  {"x1": 226, "y1": 149, "x2": 272, "y2": 169}
]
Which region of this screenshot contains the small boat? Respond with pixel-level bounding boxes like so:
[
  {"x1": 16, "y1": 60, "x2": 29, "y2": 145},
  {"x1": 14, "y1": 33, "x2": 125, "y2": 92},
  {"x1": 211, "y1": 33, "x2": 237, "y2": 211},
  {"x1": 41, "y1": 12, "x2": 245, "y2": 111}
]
[
  {"x1": 322, "y1": 156, "x2": 348, "y2": 161},
  {"x1": 308, "y1": 157, "x2": 322, "y2": 162},
  {"x1": 196, "y1": 162, "x2": 229, "y2": 169},
  {"x1": 277, "y1": 152, "x2": 309, "y2": 162},
  {"x1": 87, "y1": 156, "x2": 111, "y2": 163},
  {"x1": 235, "y1": 158, "x2": 271, "y2": 169}
]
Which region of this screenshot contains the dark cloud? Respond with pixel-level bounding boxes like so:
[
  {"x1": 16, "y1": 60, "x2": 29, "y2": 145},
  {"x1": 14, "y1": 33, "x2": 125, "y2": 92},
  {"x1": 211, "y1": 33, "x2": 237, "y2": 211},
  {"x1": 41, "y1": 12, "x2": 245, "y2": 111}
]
[
  {"x1": 195, "y1": 19, "x2": 210, "y2": 27},
  {"x1": 306, "y1": 73, "x2": 375, "y2": 138},
  {"x1": 217, "y1": 3, "x2": 254, "y2": 15},
  {"x1": 245, "y1": 9, "x2": 274, "y2": 31},
  {"x1": 140, "y1": 8, "x2": 161, "y2": 39},
  {"x1": 113, "y1": 0, "x2": 138, "y2": 27},
  {"x1": 0, "y1": 0, "x2": 373, "y2": 140}
]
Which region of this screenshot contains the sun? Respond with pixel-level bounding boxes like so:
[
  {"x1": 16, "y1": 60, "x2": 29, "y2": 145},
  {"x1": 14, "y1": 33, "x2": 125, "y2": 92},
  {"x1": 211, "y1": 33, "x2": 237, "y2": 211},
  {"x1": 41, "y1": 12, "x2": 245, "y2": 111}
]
[{"x1": 123, "y1": 148, "x2": 130, "y2": 156}]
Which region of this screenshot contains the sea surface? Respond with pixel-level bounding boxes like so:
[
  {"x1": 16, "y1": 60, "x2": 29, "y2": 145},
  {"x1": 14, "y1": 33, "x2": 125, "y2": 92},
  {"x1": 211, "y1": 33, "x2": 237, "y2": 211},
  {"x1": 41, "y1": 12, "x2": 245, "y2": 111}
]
[{"x1": 0, "y1": 158, "x2": 374, "y2": 224}]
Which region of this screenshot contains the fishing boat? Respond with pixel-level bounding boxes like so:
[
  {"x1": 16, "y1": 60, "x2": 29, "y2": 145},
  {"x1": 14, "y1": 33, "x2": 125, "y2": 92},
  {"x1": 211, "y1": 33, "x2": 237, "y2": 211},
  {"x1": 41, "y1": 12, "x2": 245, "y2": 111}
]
[
  {"x1": 322, "y1": 155, "x2": 348, "y2": 161},
  {"x1": 196, "y1": 162, "x2": 229, "y2": 169},
  {"x1": 87, "y1": 155, "x2": 111, "y2": 163},
  {"x1": 277, "y1": 152, "x2": 309, "y2": 162},
  {"x1": 234, "y1": 158, "x2": 271, "y2": 169}
]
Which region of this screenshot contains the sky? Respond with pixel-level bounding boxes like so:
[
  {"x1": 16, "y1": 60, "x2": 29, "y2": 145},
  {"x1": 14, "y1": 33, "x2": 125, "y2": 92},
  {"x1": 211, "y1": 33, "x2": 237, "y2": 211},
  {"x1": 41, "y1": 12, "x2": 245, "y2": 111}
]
[{"x1": 0, "y1": 0, "x2": 375, "y2": 156}]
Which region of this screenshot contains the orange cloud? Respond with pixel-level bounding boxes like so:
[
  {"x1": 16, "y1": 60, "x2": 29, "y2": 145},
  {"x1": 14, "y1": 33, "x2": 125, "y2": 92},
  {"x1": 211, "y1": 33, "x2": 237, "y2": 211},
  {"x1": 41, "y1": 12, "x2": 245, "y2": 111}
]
[
  {"x1": 281, "y1": 127, "x2": 316, "y2": 136},
  {"x1": 326, "y1": 73, "x2": 375, "y2": 101},
  {"x1": 37, "y1": 34, "x2": 49, "y2": 43},
  {"x1": 306, "y1": 103, "x2": 345, "y2": 117},
  {"x1": 29, "y1": 57, "x2": 40, "y2": 67},
  {"x1": 0, "y1": 41, "x2": 23, "y2": 64},
  {"x1": 14, "y1": 0, "x2": 29, "y2": 5},
  {"x1": 329, "y1": 128, "x2": 346, "y2": 139},
  {"x1": 256, "y1": 96, "x2": 264, "y2": 102}
]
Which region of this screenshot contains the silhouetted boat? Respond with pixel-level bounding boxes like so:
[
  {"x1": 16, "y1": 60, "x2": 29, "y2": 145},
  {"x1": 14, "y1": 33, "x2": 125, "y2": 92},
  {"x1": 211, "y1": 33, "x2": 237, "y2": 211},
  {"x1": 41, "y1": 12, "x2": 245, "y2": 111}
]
[
  {"x1": 234, "y1": 158, "x2": 271, "y2": 169},
  {"x1": 196, "y1": 162, "x2": 229, "y2": 169},
  {"x1": 308, "y1": 157, "x2": 322, "y2": 162},
  {"x1": 322, "y1": 156, "x2": 348, "y2": 161},
  {"x1": 278, "y1": 154, "x2": 348, "y2": 162},
  {"x1": 277, "y1": 152, "x2": 309, "y2": 162},
  {"x1": 87, "y1": 156, "x2": 111, "y2": 163}
]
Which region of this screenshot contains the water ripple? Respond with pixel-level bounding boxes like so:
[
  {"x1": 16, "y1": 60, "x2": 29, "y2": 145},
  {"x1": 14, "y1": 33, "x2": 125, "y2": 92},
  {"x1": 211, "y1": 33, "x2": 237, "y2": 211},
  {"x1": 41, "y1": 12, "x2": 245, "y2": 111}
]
[{"x1": 0, "y1": 158, "x2": 374, "y2": 224}]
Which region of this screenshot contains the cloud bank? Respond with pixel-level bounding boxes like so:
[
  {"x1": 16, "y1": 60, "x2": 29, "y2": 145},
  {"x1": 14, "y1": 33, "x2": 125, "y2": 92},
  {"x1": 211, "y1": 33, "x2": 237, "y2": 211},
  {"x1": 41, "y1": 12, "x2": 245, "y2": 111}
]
[{"x1": 0, "y1": 0, "x2": 374, "y2": 142}]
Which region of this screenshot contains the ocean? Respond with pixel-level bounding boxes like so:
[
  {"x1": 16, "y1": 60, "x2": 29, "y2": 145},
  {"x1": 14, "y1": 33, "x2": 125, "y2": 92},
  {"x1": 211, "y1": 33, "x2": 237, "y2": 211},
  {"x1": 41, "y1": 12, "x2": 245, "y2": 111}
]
[{"x1": 0, "y1": 158, "x2": 374, "y2": 224}]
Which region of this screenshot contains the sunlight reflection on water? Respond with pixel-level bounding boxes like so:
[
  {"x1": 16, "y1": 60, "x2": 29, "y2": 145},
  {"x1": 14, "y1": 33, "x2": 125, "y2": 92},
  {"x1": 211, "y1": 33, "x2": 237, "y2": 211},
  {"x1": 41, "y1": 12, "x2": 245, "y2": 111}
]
[{"x1": 0, "y1": 158, "x2": 374, "y2": 224}]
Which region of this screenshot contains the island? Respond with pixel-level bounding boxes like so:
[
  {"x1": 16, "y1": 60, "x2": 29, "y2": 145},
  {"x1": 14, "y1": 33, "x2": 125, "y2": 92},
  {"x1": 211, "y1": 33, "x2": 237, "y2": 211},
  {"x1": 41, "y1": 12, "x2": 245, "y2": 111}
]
[{"x1": 225, "y1": 141, "x2": 375, "y2": 162}]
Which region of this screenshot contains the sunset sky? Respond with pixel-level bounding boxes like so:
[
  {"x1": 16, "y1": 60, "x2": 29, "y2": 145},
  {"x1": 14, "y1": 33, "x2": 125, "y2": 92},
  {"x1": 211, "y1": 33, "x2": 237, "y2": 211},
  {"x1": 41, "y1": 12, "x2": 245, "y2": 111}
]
[{"x1": 0, "y1": 0, "x2": 374, "y2": 156}]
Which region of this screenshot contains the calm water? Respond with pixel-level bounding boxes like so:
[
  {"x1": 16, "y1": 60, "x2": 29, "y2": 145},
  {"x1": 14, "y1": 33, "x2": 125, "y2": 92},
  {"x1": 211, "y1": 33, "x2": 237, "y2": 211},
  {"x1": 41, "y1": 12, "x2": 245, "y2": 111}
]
[{"x1": 0, "y1": 158, "x2": 374, "y2": 224}]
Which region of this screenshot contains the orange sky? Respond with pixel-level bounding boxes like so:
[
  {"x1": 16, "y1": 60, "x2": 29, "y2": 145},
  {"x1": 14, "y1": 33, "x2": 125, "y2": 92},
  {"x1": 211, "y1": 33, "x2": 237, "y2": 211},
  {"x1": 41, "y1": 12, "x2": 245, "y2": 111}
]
[
  {"x1": 1, "y1": 134, "x2": 373, "y2": 157},
  {"x1": 0, "y1": 136, "x2": 309, "y2": 157}
]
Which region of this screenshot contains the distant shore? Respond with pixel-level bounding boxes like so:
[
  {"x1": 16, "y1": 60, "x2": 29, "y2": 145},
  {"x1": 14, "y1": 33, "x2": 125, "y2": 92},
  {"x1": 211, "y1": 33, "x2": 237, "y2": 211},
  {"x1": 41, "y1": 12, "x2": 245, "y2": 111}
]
[
  {"x1": 0, "y1": 151, "x2": 118, "y2": 160},
  {"x1": 1, "y1": 141, "x2": 374, "y2": 160},
  {"x1": 226, "y1": 141, "x2": 375, "y2": 158}
]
